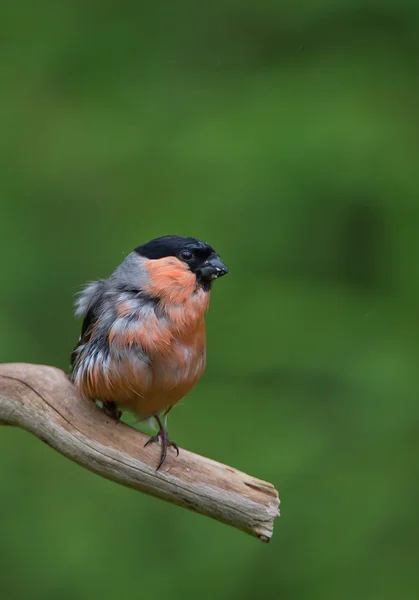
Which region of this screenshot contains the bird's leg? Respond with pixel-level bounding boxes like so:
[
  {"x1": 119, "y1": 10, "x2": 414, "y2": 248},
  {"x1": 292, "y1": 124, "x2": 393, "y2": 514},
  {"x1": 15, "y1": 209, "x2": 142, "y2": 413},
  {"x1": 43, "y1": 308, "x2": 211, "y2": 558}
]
[
  {"x1": 144, "y1": 414, "x2": 179, "y2": 470},
  {"x1": 102, "y1": 401, "x2": 122, "y2": 422}
]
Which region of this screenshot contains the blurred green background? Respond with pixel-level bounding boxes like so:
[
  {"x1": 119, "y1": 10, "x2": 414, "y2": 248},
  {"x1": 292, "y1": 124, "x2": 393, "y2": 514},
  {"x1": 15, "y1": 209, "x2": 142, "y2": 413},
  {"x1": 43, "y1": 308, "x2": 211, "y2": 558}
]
[{"x1": 1, "y1": 1, "x2": 419, "y2": 598}]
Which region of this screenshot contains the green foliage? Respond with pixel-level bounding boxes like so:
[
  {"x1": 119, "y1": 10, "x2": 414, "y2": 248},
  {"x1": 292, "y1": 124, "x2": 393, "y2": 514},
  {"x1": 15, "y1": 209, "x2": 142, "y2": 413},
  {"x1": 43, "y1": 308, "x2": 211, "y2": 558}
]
[{"x1": 1, "y1": 1, "x2": 418, "y2": 598}]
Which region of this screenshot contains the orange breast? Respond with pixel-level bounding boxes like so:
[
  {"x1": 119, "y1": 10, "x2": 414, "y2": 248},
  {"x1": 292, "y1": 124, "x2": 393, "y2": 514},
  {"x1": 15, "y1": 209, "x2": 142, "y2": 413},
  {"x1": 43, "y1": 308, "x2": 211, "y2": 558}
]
[{"x1": 134, "y1": 320, "x2": 207, "y2": 416}]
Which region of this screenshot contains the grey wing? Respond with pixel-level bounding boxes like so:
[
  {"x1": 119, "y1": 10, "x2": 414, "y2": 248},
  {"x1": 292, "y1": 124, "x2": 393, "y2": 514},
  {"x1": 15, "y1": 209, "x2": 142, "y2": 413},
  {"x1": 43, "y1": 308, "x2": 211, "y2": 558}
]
[
  {"x1": 70, "y1": 305, "x2": 99, "y2": 372},
  {"x1": 70, "y1": 280, "x2": 105, "y2": 373}
]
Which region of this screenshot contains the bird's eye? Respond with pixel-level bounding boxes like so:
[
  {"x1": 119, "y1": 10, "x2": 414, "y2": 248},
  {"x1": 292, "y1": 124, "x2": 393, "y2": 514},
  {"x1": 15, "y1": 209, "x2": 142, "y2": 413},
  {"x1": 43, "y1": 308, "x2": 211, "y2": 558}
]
[{"x1": 180, "y1": 250, "x2": 193, "y2": 261}]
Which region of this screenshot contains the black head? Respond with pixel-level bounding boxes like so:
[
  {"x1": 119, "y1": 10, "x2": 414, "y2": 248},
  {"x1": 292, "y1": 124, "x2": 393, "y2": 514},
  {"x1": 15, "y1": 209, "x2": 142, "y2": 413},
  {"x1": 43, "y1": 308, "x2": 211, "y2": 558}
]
[{"x1": 134, "y1": 235, "x2": 228, "y2": 289}]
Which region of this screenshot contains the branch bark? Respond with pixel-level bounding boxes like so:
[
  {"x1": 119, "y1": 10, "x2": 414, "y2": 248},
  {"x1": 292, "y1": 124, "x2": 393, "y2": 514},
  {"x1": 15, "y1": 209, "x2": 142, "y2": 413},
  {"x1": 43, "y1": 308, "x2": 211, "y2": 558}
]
[{"x1": 0, "y1": 363, "x2": 279, "y2": 542}]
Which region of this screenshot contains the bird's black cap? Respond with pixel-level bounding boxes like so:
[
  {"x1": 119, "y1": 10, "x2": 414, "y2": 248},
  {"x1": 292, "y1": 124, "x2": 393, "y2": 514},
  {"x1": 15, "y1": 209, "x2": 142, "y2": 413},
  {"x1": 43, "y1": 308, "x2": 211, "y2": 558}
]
[{"x1": 134, "y1": 235, "x2": 214, "y2": 260}]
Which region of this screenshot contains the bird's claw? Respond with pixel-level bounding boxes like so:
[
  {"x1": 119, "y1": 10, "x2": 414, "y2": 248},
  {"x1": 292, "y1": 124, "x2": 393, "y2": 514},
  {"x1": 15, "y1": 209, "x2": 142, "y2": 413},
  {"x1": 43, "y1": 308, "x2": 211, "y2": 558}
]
[
  {"x1": 102, "y1": 401, "x2": 122, "y2": 422},
  {"x1": 144, "y1": 428, "x2": 179, "y2": 470}
]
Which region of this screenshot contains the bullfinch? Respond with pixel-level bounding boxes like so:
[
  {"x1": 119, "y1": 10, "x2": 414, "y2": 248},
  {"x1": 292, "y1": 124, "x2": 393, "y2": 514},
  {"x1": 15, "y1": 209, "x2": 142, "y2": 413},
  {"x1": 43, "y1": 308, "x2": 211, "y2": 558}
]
[{"x1": 71, "y1": 235, "x2": 228, "y2": 469}]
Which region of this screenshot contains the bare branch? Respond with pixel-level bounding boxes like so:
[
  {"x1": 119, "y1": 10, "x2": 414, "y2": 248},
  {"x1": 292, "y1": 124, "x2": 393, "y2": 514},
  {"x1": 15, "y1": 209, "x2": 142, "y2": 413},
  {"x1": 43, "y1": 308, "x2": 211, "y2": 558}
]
[{"x1": 0, "y1": 363, "x2": 279, "y2": 542}]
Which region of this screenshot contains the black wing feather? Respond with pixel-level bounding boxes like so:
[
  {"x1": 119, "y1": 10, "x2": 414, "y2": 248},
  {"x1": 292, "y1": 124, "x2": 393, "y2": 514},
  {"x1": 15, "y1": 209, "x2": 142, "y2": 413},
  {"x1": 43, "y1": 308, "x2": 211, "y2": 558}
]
[{"x1": 70, "y1": 305, "x2": 99, "y2": 371}]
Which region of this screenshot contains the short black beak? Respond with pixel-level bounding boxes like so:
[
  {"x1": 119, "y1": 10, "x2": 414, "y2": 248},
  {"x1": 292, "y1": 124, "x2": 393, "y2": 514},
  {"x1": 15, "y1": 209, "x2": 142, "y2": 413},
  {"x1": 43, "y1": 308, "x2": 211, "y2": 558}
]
[{"x1": 199, "y1": 254, "x2": 229, "y2": 281}]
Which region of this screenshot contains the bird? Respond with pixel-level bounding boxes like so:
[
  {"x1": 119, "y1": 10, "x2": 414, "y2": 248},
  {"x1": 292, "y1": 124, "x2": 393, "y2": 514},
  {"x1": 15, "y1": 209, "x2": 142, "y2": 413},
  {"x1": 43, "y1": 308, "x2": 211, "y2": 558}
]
[{"x1": 70, "y1": 235, "x2": 228, "y2": 469}]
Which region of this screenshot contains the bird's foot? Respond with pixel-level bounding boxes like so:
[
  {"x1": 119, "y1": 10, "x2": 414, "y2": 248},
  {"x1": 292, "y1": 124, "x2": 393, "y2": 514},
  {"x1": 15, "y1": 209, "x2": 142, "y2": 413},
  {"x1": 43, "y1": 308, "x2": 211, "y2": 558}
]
[
  {"x1": 144, "y1": 422, "x2": 179, "y2": 470},
  {"x1": 102, "y1": 401, "x2": 122, "y2": 422}
]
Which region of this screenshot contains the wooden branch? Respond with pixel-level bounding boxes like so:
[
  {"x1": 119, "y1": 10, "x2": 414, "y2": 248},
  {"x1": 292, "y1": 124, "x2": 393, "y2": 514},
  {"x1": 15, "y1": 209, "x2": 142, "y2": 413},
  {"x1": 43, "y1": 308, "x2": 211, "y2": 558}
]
[{"x1": 0, "y1": 363, "x2": 279, "y2": 542}]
